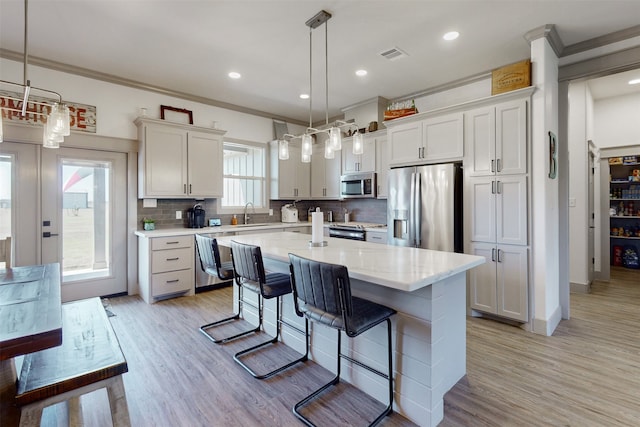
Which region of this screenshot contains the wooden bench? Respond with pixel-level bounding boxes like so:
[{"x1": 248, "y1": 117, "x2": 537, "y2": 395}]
[{"x1": 15, "y1": 297, "x2": 130, "y2": 426}]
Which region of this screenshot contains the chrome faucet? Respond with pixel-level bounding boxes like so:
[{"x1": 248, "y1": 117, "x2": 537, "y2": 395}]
[{"x1": 243, "y1": 202, "x2": 255, "y2": 225}]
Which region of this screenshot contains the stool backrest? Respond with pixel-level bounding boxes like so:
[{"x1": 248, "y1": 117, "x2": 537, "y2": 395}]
[
  {"x1": 0, "y1": 237, "x2": 11, "y2": 268},
  {"x1": 195, "y1": 234, "x2": 225, "y2": 279},
  {"x1": 288, "y1": 253, "x2": 353, "y2": 332},
  {"x1": 230, "y1": 240, "x2": 267, "y2": 286}
]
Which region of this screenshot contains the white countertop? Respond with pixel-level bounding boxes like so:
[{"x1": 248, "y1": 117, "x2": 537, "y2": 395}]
[
  {"x1": 216, "y1": 232, "x2": 484, "y2": 293},
  {"x1": 133, "y1": 222, "x2": 309, "y2": 238}
]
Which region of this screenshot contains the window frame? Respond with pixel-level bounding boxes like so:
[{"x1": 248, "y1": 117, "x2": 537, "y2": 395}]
[{"x1": 216, "y1": 138, "x2": 270, "y2": 215}]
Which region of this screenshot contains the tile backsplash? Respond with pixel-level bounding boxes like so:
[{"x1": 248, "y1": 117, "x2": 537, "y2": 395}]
[{"x1": 137, "y1": 198, "x2": 388, "y2": 229}]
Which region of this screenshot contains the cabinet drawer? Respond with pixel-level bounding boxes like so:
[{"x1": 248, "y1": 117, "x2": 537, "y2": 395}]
[
  {"x1": 152, "y1": 269, "x2": 193, "y2": 296},
  {"x1": 151, "y1": 235, "x2": 192, "y2": 250},
  {"x1": 366, "y1": 233, "x2": 388, "y2": 244},
  {"x1": 151, "y1": 247, "x2": 193, "y2": 273}
]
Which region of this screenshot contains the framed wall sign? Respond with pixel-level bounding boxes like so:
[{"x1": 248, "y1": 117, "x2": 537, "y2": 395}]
[{"x1": 160, "y1": 105, "x2": 193, "y2": 124}]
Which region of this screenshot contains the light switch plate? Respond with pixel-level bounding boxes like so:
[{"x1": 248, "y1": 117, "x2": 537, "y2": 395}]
[
  {"x1": 176, "y1": 210, "x2": 182, "y2": 219},
  {"x1": 568, "y1": 198, "x2": 576, "y2": 207}
]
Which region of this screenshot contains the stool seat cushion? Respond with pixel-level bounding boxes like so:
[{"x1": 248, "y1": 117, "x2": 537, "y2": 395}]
[
  {"x1": 204, "y1": 261, "x2": 234, "y2": 280},
  {"x1": 299, "y1": 296, "x2": 396, "y2": 337},
  {"x1": 241, "y1": 272, "x2": 291, "y2": 299}
]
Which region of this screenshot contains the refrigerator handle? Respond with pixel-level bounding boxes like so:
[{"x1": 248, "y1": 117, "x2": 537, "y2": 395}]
[
  {"x1": 414, "y1": 172, "x2": 422, "y2": 247},
  {"x1": 409, "y1": 172, "x2": 416, "y2": 246}
]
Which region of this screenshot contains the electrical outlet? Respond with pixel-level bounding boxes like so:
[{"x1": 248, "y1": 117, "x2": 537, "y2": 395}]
[
  {"x1": 176, "y1": 210, "x2": 182, "y2": 219},
  {"x1": 269, "y1": 209, "x2": 273, "y2": 216}
]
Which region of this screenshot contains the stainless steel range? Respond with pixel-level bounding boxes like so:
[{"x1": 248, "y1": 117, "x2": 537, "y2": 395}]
[{"x1": 328, "y1": 222, "x2": 386, "y2": 241}]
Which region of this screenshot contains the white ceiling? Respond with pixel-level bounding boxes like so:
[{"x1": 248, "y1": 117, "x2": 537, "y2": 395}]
[{"x1": 1, "y1": 0, "x2": 640, "y2": 123}]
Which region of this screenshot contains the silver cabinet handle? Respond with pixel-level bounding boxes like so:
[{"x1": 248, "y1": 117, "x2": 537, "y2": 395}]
[
  {"x1": 166, "y1": 257, "x2": 179, "y2": 261},
  {"x1": 491, "y1": 159, "x2": 495, "y2": 173},
  {"x1": 491, "y1": 181, "x2": 496, "y2": 194},
  {"x1": 166, "y1": 279, "x2": 179, "y2": 283},
  {"x1": 497, "y1": 158, "x2": 502, "y2": 172},
  {"x1": 497, "y1": 181, "x2": 502, "y2": 194},
  {"x1": 43, "y1": 232, "x2": 59, "y2": 238},
  {"x1": 183, "y1": 184, "x2": 187, "y2": 194},
  {"x1": 189, "y1": 184, "x2": 192, "y2": 194},
  {"x1": 491, "y1": 248, "x2": 496, "y2": 262},
  {"x1": 497, "y1": 249, "x2": 503, "y2": 263}
]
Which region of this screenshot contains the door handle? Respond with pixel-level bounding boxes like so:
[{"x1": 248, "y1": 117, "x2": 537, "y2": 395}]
[{"x1": 43, "y1": 232, "x2": 59, "y2": 238}]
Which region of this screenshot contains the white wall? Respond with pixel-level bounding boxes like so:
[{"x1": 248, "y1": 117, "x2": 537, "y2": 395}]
[
  {"x1": 594, "y1": 92, "x2": 640, "y2": 148},
  {"x1": 1, "y1": 58, "x2": 279, "y2": 143},
  {"x1": 567, "y1": 82, "x2": 593, "y2": 288}
]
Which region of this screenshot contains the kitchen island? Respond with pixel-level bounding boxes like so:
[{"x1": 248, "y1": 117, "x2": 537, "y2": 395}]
[{"x1": 216, "y1": 232, "x2": 484, "y2": 427}]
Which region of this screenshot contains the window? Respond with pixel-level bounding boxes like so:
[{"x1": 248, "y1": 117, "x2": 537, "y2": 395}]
[{"x1": 220, "y1": 140, "x2": 267, "y2": 211}]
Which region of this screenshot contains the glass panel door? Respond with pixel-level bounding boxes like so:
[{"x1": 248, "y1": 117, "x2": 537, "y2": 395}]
[{"x1": 41, "y1": 147, "x2": 127, "y2": 301}]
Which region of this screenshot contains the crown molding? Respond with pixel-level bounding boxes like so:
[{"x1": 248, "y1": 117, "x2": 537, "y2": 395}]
[
  {"x1": 562, "y1": 24, "x2": 640, "y2": 57},
  {"x1": 0, "y1": 48, "x2": 308, "y2": 127},
  {"x1": 524, "y1": 24, "x2": 564, "y2": 57}
]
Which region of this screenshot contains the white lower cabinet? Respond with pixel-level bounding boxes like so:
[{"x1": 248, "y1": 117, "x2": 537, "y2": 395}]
[
  {"x1": 138, "y1": 235, "x2": 195, "y2": 303},
  {"x1": 366, "y1": 230, "x2": 388, "y2": 244},
  {"x1": 469, "y1": 242, "x2": 528, "y2": 322}
]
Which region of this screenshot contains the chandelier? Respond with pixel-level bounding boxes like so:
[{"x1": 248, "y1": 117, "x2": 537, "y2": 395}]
[
  {"x1": 278, "y1": 10, "x2": 363, "y2": 162},
  {"x1": 0, "y1": 0, "x2": 70, "y2": 147}
]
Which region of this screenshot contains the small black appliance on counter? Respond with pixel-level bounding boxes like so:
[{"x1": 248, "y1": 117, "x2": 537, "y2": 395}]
[{"x1": 187, "y1": 204, "x2": 206, "y2": 228}]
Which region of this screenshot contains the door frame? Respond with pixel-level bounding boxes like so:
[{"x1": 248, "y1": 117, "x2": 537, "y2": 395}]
[{"x1": 2, "y1": 122, "x2": 139, "y2": 295}]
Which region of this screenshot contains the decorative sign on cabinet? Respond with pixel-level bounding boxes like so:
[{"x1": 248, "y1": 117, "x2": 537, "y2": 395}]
[{"x1": 135, "y1": 117, "x2": 226, "y2": 199}]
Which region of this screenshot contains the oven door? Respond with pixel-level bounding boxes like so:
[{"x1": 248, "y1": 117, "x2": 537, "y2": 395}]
[{"x1": 329, "y1": 228, "x2": 365, "y2": 241}]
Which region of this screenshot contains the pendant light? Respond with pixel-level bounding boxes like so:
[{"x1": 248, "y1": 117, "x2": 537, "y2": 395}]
[
  {"x1": 0, "y1": 0, "x2": 70, "y2": 148},
  {"x1": 324, "y1": 139, "x2": 335, "y2": 159},
  {"x1": 352, "y1": 130, "x2": 364, "y2": 155},
  {"x1": 278, "y1": 139, "x2": 289, "y2": 160}
]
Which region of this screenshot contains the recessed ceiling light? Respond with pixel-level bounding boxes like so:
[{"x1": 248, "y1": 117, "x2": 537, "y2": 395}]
[
  {"x1": 629, "y1": 78, "x2": 640, "y2": 85},
  {"x1": 355, "y1": 69, "x2": 368, "y2": 77},
  {"x1": 299, "y1": 94, "x2": 309, "y2": 99},
  {"x1": 443, "y1": 31, "x2": 459, "y2": 41},
  {"x1": 228, "y1": 72, "x2": 241, "y2": 79}
]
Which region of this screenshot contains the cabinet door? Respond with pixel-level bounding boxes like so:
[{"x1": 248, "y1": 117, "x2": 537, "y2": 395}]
[
  {"x1": 142, "y1": 124, "x2": 188, "y2": 197},
  {"x1": 324, "y1": 150, "x2": 341, "y2": 198},
  {"x1": 465, "y1": 106, "x2": 496, "y2": 177},
  {"x1": 294, "y1": 152, "x2": 311, "y2": 198},
  {"x1": 423, "y1": 112, "x2": 464, "y2": 162},
  {"x1": 468, "y1": 176, "x2": 496, "y2": 243},
  {"x1": 311, "y1": 144, "x2": 327, "y2": 198},
  {"x1": 188, "y1": 131, "x2": 223, "y2": 198},
  {"x1": 496, "y1": 175, "x2": 528, "y2": 245},
  {"x1": 469, "y1": 242, "x2": 497, "y2": 314},
  {"x1": 273, "y1": 145, "x2": 298, "y2": 198},
  {"x1": 342, "y1": 140, "x2": 359, "y2": 173},
  {"x1": 343, "y1": 137, "x2": 376, "y2": 173},
  {"x1": 496, "y1": 244, "x2": 528, "y2": 321},
  {"x1": 496, "y1": 99, "x2": 527, "y2": 175},
  {"x1": 376, "y1": 136, "x2": 389, "y2": 198},
  {"x1": 388, "y1": 121, "x2": 422, "y2": 166}
]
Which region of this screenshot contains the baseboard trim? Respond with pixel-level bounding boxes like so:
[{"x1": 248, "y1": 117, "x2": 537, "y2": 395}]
[
  {"x1": 570, "y1": 281, "x2": 591, "y2": 294},
  {"x1": 532, "y1": 305, "x2": 563, "y2": 336}
]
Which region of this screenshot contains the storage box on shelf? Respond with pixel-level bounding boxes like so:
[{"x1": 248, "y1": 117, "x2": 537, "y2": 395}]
[{"x1": 609, "y1": 159, "x2": 640, "y2": 269}]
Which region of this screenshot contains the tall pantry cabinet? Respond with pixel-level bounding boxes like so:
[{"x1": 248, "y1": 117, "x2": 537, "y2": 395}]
[{"x1": 465, "y1": 96, "x2": 530, "y2": 322}]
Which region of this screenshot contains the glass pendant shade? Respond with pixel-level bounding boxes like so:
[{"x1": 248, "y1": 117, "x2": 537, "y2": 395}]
[
  {"x1": 324, "y1": 140, "x2": 335, "y2": 159},
  {"x1": 301, "y1": 152, "x2": 311, "y2": 163},
  {"x1": 47, "y1": 103, "x2": 70, "y2": 137},
  {"x1": 42, "y1": 126, "x2": 61, "y2": 148},
  {"x1": 301, "y1": 133, "x2": 313, "y2": 156},
  {"x1": 329, "y1": 127, "x2": 342, "y2": 151},
  {"x1": 278, "y1": 139, "x2": 289, "y2": 160},
  {"x1": 352, "y1": 132, "x2": 364, "y2": 155}
]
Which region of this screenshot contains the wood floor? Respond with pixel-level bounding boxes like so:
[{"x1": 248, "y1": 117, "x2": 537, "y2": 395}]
[{"x1": 40, "y1": 268, "x2": 639, "y2": 426}]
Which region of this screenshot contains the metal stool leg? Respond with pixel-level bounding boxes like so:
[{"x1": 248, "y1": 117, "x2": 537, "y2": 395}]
[{"x1": 234, "y1": 296, "x2": 309, "y2": 379}]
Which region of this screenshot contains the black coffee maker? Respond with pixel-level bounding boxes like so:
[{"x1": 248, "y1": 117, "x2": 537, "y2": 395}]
[{"x1": 187, "y1": 204, "x2": 205, "y2": 228}]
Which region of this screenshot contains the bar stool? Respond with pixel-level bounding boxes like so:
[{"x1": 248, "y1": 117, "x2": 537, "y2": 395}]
[
  {"x1": 230, "y1": 240, "x2": 309, "y2": 379},
  {"x1": 196, "y1": 234, "x2": 254, "y2": 344},
  {"x1": 288, "y1": 253, "x2": 396, "y2": 427}
]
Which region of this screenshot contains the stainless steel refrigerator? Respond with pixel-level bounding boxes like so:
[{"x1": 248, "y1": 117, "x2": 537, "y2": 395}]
[{"x1": 387, "y1": 163, "x2": 462, "y2": 252}]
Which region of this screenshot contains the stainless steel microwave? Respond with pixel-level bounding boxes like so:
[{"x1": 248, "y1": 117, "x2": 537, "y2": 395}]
[{"x1": 340, "y1": 172, "x2": 376, "y2": 199}]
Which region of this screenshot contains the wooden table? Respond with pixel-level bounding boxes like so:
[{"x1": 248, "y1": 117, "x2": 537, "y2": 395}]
[{"x1": 0, "y1": 263, "x2": 63, "y2": 426}]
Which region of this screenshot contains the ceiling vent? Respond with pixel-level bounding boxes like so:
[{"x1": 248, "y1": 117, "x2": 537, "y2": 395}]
[{"x1": 380, "y1": 47, "x2": 408, "y2": 61}]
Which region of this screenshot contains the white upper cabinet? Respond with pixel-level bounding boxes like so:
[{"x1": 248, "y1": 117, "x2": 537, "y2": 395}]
[
  {"x1": 311, "y1": 142, "x2": 341, "y2": 199},
  {"x1": 387, "y1": 112, "x2": 463, "y2": 167},
  {"x1": 342, "y1": 135, "x2": 376, "y2": 173},
  {"x1": 466, "y1": 99, "x2": 527, "y2": 177},
  {"x1": 270, "y1": 141, "x2": 311, "y2": 199},
  {"x1": 136, "y1": 118, "x2": 225, "y2": 199},
  {"x1": 375, "y1": 135, "x2": 389, "y2": 198}
]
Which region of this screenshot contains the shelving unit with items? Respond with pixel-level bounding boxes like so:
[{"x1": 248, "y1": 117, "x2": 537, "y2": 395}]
[{"x1": 609, "y1": 155, "x2": 640, "y2": 269}]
